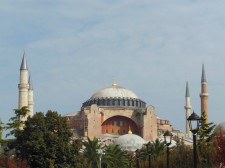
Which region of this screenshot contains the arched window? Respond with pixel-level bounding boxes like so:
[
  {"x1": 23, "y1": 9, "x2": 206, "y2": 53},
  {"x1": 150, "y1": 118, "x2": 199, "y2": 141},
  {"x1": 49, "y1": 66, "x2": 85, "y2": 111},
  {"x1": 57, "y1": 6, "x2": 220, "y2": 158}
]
[
  {"x1": 112, "y1": 99, "x2": 115, "y2": 106},
  {"x1": 120, "y1": 99, "x2": 123, "y2": 106},
  {"x1": 117, "y1": 99, "x2": 121, "y2": 106},
  {"x1": 106, "y1": 99, "x2": 110, "y2": 106},
  {"x1": 124, "y1": 99, "x2": 128, "y2": 106},
  {"x1": 109, "y1": 98, "x2": 113, "y2": 106},
  {"x1": 132, "y1": 100, "x2": 134, "y2": 106},
  {"x1": 114, "y1": 99, "x2": 118, "y2": 106}
]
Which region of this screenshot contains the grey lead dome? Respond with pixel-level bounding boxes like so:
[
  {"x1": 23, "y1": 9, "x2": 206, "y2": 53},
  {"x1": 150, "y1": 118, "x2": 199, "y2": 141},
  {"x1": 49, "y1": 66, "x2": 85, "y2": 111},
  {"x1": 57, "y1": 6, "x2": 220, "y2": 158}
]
[
  {"x1": 90, "y1": 82, "x2": 138, "y2": 99},
  {"x1": 113, "y1": 134, "x2": 147, "y2": 151}
]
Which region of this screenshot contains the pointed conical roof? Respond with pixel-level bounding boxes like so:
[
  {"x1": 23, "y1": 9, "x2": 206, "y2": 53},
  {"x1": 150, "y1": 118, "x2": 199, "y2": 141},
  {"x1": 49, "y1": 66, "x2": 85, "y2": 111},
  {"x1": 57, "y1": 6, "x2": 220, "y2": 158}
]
[
  {"x1": 201, "y1": 64, "x2": 207, "y2": 83},
  {"x1": 186, "y1": 81, "x2": 190, "y2": 97},
  {"x1": 20, "y1": 51, "x2": 28, "y2": 70},
  {"x1": 28, "y1": 75, "x2": 33, "y2": 90}
]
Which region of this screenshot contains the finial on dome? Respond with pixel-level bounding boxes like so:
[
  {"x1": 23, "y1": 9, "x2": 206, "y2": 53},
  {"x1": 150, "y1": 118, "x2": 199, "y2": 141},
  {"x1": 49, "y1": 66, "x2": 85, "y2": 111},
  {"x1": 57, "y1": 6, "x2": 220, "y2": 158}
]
[
  {"x1": 112, "y1": 80, "x2": 117, "y2": 87},
  {"x1": 128, "y1": 125, "x2": 132, "y2": 134}
]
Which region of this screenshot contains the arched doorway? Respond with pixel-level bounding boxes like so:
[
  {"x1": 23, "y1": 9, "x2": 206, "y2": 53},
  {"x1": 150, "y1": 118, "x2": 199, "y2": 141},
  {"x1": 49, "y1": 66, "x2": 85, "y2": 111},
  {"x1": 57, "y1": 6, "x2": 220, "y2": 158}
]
[{"x1": 102, "y1": 116, "x2": 139, "y2": 135}]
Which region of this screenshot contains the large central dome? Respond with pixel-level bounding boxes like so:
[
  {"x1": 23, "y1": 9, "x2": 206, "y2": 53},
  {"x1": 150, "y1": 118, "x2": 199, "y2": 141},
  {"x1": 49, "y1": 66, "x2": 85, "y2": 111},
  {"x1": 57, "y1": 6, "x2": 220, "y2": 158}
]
[
  {"x1": 90, "y1": 82, "x2": 138, "y2": 99},
  {"x1": 82, "y1": 82, "x2": 146, "y2": 108}
]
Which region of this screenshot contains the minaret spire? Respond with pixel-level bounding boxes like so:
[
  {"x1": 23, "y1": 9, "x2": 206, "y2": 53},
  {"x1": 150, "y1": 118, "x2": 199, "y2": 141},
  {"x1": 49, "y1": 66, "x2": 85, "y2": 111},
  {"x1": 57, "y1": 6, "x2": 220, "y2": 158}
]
[
  {"x1": 201, "y1": 64, "x2": 207, "y2": 83},
  {"x1": 184, "y1": 81, "x2": 191, "y2": 137},
  {"x1": 200, "y1": 64, "x2": 209, "y2": 123},
  {"x1": 186, "y1": 81, "x2": 190, "y2": 97},
  {"x1": 20, "y1": 51, "x2": 28, "y2": 70}
]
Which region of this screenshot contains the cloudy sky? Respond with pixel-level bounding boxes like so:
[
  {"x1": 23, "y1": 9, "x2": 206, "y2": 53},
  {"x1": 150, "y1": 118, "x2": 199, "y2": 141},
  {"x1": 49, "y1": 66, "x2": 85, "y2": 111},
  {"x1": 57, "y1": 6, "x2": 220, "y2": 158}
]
[{"x1": 1, "y1": 0, "x2": 225, "y2": 136}]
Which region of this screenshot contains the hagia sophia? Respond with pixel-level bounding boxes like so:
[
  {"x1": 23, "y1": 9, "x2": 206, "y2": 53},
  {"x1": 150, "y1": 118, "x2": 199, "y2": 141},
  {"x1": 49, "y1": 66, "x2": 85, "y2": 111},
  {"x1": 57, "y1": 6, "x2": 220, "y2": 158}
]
[{"x1": 17, "y1": 52, "x2": 209, "y2": 147}]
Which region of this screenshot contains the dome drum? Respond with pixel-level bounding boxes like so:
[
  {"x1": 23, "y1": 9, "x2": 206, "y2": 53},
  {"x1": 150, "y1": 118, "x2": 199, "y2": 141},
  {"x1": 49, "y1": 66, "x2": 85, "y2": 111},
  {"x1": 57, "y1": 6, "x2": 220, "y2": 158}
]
[{"x1": 82, "y1": 97, "x2": 146, "y2": 108}]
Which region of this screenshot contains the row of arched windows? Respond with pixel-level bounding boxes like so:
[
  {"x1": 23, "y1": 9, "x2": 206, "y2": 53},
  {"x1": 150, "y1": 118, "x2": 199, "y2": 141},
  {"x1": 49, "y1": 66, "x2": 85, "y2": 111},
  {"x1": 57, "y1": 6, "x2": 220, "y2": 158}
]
[{"x1": 82, "y1": 98, "x2": 146, "y2": 108}]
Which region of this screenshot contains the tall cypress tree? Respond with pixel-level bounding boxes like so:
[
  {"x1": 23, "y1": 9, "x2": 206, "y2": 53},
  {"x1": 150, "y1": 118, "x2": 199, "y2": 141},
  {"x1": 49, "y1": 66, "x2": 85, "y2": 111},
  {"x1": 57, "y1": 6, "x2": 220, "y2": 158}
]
[{"x1": 198, "y1": 112, "x2": 216, "y2": 167}]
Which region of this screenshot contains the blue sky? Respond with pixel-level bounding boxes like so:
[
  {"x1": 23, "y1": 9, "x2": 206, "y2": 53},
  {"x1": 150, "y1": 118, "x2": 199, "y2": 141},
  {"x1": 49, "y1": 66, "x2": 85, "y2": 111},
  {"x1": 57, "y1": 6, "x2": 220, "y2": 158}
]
[{"x1": 1, "y1": 1, "x2": 225, "y2": 137}]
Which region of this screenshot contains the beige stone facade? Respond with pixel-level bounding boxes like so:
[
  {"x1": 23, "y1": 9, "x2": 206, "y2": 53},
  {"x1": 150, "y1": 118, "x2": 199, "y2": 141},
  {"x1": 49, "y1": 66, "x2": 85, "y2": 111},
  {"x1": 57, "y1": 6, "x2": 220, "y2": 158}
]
[
  {"x1": 81, "y1": 104, "x2": 158, "y2": 140},
  {"x1": 65, "y1": 83, "x2": 160, "y2": 141}
]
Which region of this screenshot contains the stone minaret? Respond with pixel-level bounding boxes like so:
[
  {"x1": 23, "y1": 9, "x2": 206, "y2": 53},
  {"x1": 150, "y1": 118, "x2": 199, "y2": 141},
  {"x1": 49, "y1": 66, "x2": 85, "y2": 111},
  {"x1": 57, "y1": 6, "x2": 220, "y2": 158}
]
[
  {"x1": 200, "y1": 64, "x2": 208, "y2": 123},
  {"x1": 184, "y1": 81, "x2": 191, "y2": 137},
  {"x1": 18, "y1": 52, "x2": 34, "y2": 121},
  {"x1": 18, "y1": 52, "x2": 29, "y2": 110},
  {"x1": 28, "y1": 75, "x2": 34, "y2": 117}
]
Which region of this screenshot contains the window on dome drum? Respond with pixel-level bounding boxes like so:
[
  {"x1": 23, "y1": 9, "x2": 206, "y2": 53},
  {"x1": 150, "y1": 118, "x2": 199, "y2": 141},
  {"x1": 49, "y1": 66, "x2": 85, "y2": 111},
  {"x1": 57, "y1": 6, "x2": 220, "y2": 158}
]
[
  {"x1": 112, "y1": 120, "x2": 114, "y2": 126},
  {"x1": 122, "y1": 121, "x2": 126, "y2": 126},
  {"x1": 129, "y1": 100, "x2": 132, "y2": 106},
  {"x1": 115, "y1": 99, "x2": 118, "y2": 106},
  {"x1": 112, "y1": 99, "x2": 115, "y2": 106},
  {"x1": 117, "y1": 120, "x2": 120, "y2": 126},
  {"x1": 121, "y1": 99, "x2": 124, "y2": 106},
  {"x1": 125, "y1": 100, "x2": 128, "y2": 106}
]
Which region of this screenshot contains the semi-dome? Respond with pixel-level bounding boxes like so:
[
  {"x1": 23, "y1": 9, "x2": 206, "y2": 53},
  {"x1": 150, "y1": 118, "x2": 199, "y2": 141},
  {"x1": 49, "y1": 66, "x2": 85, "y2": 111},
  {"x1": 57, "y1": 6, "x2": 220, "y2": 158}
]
[
  {"x1": 113, "y1": 133, "x2": 147, "y2": 151},
  {"x1": 90, "y1": 82, "x2": 138, "y2": 99}
]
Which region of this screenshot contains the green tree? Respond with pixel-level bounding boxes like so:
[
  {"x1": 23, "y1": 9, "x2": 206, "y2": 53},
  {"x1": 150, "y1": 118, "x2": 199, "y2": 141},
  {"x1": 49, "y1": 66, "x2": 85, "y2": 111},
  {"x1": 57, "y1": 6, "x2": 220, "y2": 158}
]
[
  {"x1": 8, "y1": 110, "x2": 77, "y2": 168},
  {"x1": 151, "y1": 139, "x2": 165, "y2": 160},
  {"x1": 0, "y1": 119, "x2": 5, "y2": 140},
  {"x1": 6, "y1": 106, "x2": 29, "y2": 137},
  {"x1": 138, "y1": 139, "x2": 165, "y2": 168},
  {"x1": 103, "y1": 144, "x2": 129, "y2": 168},
  {"x1": 82, "y1": 137, "x2": 100, "y2": 168},
  {"x1": 72, "y1": 139, "x2": 88, "y2": 168},
  {"x1": 198, "y1": 112, "x2": 216, "y2": 167}
]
